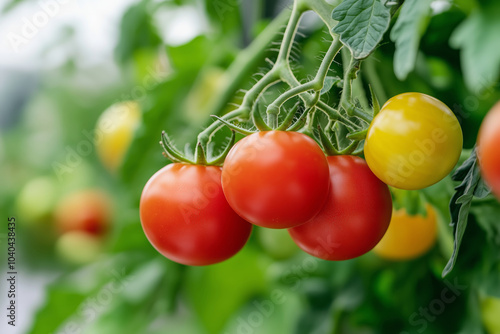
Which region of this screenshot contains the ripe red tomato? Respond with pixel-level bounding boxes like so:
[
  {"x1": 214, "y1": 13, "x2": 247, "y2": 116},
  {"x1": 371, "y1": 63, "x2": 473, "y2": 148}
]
[
  {"x1": 221, "y1": 131, "x2": 330, "y2": 229},
  {"x1": 288, "y1": 156, "x2": 392, "y2": 261},
  {"x1": 55, "y1": 189, "x2": 112, "y2": 236},
  {"x1": 478, "y1": 101, "x2": 500, "y2": 199},
  {"x1": 140, "y1": 164, "x2": 252, "y2": 266}
]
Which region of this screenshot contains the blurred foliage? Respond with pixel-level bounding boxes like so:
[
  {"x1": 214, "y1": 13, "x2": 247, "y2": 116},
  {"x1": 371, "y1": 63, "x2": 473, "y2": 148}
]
[{"x1": 1, "y1": 0, "x2": 500, "y2": 334}]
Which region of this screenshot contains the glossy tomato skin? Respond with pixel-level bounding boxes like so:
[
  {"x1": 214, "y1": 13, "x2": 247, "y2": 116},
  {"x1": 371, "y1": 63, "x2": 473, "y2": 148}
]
[
  {"x1": 289, "y1": 156, "x2": 392, "y2": 261},
  {"x1": 140, "y1": 164, "x2": 252, "y2": 266},
  {"x1": 221, "y1": 131, "x2": 330, "y2": 229},
  {"x1": 373, "y1": 205, "x2": 437, "y2": 260},
  {"x1": 478, "y1": 101, "x2": 500, "y2": 199},
  {"x1": 364, "y1": 93, "x2": 463, "y2": 190}
]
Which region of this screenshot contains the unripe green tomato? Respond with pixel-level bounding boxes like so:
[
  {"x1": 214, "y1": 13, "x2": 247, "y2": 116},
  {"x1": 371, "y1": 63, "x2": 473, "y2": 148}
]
[
  {"x1": 95, "y1": 101, "x2": 141, "y2": 172},
  {"x1": 16, "y1": 176, "x2": 58, "y2": 224},
  {"x1": 258, "y1": 227, "x2": 299, "y2": 260},
  {"x1": 364, "y1": 93, "x2": 463, "y2": 190},
  {"x1": 482, "y1": 296, "x2": 500, "y2": 334},
  {"x1": 56, "y1": 231, "x2": 102, "y2": 265}
]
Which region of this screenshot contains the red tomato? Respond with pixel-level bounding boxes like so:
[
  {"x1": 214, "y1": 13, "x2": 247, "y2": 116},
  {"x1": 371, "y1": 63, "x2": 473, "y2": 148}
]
[
  {"x1": 140, "y1": 164, "x2": 252, "y2": 266},
  {"x1": 478, "y1": 101, "x2": 500, "y2": 199},
  {"x1": 289, "y1": 156, "x2": 392, "y2": 261},
  {"x1": 221, "y1": 131, "x2": 330, "y2": 229},
  {"x1": 55, "y1": 190, "x2": 111, "y2": 236}
]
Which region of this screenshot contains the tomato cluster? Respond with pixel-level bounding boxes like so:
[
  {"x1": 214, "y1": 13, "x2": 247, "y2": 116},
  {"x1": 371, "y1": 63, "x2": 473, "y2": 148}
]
[{"x1": 140, "y1": 93, "x2": 463, "y2": 266}]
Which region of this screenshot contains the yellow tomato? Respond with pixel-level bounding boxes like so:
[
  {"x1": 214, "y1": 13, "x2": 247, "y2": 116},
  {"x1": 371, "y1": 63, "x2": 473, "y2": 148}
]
[
  {"x1": 373, "y1": 205, "x2": 437, "y2": 260},
  {"x1": 95, "y1": 101, "x2": 141, "y2": 172},
  {"x1": 364, "y1": 93, "x2": 463, "y2": 190}
]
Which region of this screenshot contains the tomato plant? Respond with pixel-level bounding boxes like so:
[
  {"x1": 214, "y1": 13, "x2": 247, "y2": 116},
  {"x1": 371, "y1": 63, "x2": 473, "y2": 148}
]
[
  {"x1": 9, "y1": 0, "x2": 500, "y2": 332},
  {"x1": 54, "y1": 189, "x2": 112, "y2": 236},
  {"x1": 373, "y1": 205, "x2": 437, "y2": 260},
  {"x1": 364, "y1": 93, "x2": 463, "y2": 190},
  {"x1": 140, "y1": 163, "x2": 252, "y2": 266},
  {"x1": 288, "y1": 156, "x2": 392, "y2": 261},
  {"x1": 478, "y1": 101, "x2": 500, "y2": 199},
  {"x1": 95, "y1": 101, "x2": 141, "y2": 172},
  {"x1": 221, "y1": 131, "x2": 330, "y2": 229}
]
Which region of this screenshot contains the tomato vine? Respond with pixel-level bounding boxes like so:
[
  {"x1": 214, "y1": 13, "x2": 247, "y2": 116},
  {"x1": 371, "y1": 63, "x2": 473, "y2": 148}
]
[{"x1": 191, "y1": 0, "x2": 375, "y2": 156}]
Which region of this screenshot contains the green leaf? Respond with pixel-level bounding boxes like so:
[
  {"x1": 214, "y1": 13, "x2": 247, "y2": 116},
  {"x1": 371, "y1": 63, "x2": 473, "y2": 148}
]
[
  {"x1": 471, "y1": 204, "x2": 500, "y2": 246},
  {"x1": 450, "y1": 0, "x2": 500, "y2": 94},
  {"x1": 443, "y1": 149, "x2": 491, "y2": 277},
  {"x1": 81, "y1": 259, "x2": 171, "y2": 334},
  {"x1": 186, "y1": 247, "x2": 269, "y2": 334},
  {"x1": 332, "y1": 0, "x2": 391, "y2": 59},
  {"x1": 166, "y1": 36, "x2": 210, "y2": 73},
  {"x1": 457, "y1": 289, "x2": 484, "y2": 334},
  {"x1": 110, "y1": 218, "x2": 156, "y2": 254},
  {"x1": 29, "y1": 256, "x2": 145, "y2": 334},
  {"x1": 223, "y1": 291, "x2": 303, "y2": 334},
  {"x1": 390, "y1": 0, "x2": 432, "y2": 80},
  {"x1": 476, "y1": 261, "x2": 500, "y2": 298},
  {"x1": 320, "y1": 76, "x2": 342, "y2": 95},
  {"x1": 115, "y1": 1, "x2": 162, "y2": 63},
  {"x1": 333, "y1": 278, "x2": 365, "y2": 311},
  {"x1": 119, "y1": 72, "x2": 196, "y2": 188}
]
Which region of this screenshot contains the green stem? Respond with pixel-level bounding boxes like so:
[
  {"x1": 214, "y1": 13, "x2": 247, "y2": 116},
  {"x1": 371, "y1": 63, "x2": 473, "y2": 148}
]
[
  {"x1": 340, "y1": 54, "x2": 373, "y2": 123},
  {"x1": 279, "y1": 64, "x2": 358, "y2": 130},
  {"x1": 347, "y1": 128, "x2": 368, "y2": 140},
  {"x1": 279, "y1": 66, "x2": 315, "y2": 106},
  {"x1": 305, "y1": 107, "x2": 316, "y2": 133},
  {"x1": 268, "y1": 81, "x2": 316, "y2": 116},
  {"x1": 363, "y1": 55, "x2": 388, "y2": 104},
  {"x1": 278, "y1": 45, "x2": 361, "y2": 132},
  {"x1": 199, "y1": 3, "x2": 306, "y2": 141},
  {"x1": 273, "y1": 37, "x2": 341, "y2": 111},
  {"x1": 206, "y1": 8, "x2": 292, "y2": 120},
  {"x1": 268, "y1": 114, "x2": 278, "y2": 129},
  {"x1": 340, "y1": 56, "x2": 358, "y2": 109},
  {"x1": 314, "y1": 37, "x2": 342, "y2": 85},
  {"x1": 276, "y1": 2, "x2": 304, "y2": 65},
  {"x1": 197, "y1": 108, "x2": 247, "y2": 145},
  {"x1": 316, "y1": 101, "x2": 358, "y2": 129},
  {"x1": 299, "y1": 0, "x2": 340, "y2": 33},
  {"x1": 241, "y1": 70, "x2": 280, "y2": 111}
]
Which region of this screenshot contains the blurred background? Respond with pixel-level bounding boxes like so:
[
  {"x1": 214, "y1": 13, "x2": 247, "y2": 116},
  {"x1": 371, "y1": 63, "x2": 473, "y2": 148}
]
[{"x1": 1, "y1": 0, "x2": 500, "y2": 333}]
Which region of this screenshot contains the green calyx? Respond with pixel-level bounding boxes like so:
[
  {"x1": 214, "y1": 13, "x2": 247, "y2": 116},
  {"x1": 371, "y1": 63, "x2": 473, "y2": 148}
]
[{"x1": 160, "y1": 130, "x2": 235, "y2": 166}]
